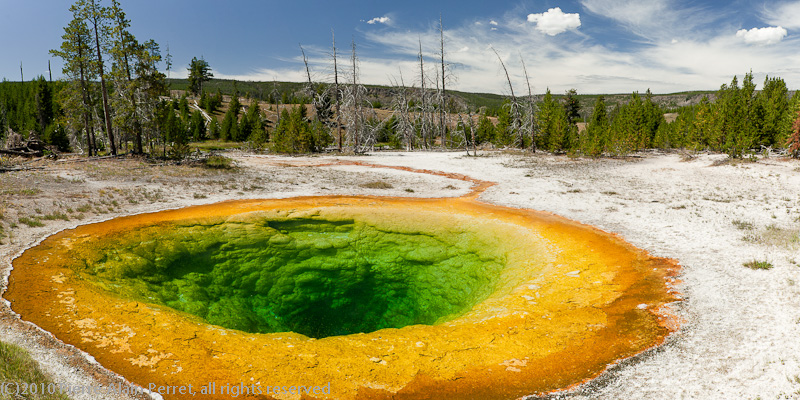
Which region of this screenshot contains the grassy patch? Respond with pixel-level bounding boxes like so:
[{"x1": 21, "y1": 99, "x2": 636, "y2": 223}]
[
  {"x1": 732, "y1": 220, "x2": 754, "y2": 230},
  {"x1": 743, "y1": 223, "x2": 800, "y2": 248},
  {"x1": 203, "y1": 155, "x2": 235, "y2": 170},
  {"x1": 360, "y1": 181, "x2": 394, "y2": 189},
  {"x1": 0, "y1": 341, "x2": 70, "y2": 399},
  {"x1": 42, "y1": 212, "x2": 70, "y2": 221},
  {"x1": 2, "y1": 188, "x2": 42, "y2": 196},
  {"x1": 18, "y1": 217, "x2": 44, "y2": 227},
  {"x1": 190, "y1": 141, "x2": 246, "y2": 151},
  {"x1": 743, "y1": 260, "x2": 773, "y2": 270}
]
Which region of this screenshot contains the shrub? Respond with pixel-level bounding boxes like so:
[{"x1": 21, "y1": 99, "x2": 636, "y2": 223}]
[
  {"x1": 743, "y1": 260, "x2": 773, "y2": 270},
  {"x1": 203, "y1": 155, "x2": 234, "y2": 170},
  {"x1": 360, "y1": 181, "x2": 393, "y2": 189},
  {"x1": 18, "y1": 217, "x2": 44, "y2": 227}
]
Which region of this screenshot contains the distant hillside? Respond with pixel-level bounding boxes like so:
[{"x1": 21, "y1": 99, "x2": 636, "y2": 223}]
[{"x1": 166, "y1": 78, "x2": 715, "y2": 120}]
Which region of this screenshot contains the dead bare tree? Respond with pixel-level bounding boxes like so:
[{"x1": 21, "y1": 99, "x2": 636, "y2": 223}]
[
  {"x1": 468, "y1": 108, "x2": 477, "y2": 155},
  {"x1": 417, "y1": 38, "x2": 429, "y2": 149},
  {"x1": 300, "y1": 44, "x2": 324, "y2": 124},
  {"x1": 438, "y1": 15, "x2": 446, "y2": 149},
  {"x1": 390, "y1": 72, "x2": 416, "y2": 150},
  {"x1": 492, "y1": 47, "x2": 522, "y2": 148},
  {"x1": 300, "y1": 45, "x2": 315, "y2": 97},
  {"x1": 272, "y1": 79, "x2": 281, "y2": 123},
  {"x1": 341, "y1": 40, "x2": 374, "y2": 153},
  {"x1": 331, "y1": 30, "x2": 343, "y2": 151},
  {"x1": 520, "y1": 56, "x2": 538, "y2": 152}
]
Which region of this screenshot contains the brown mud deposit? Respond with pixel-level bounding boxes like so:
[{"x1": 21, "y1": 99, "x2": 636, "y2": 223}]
[{"x1": 5, "y1": 161, "x2": 680, "y2": 400}]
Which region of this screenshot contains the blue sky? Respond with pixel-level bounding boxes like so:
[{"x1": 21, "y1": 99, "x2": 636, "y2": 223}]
[{"x1": 2, "y1": 0, "x2": 800, "y2": 94}]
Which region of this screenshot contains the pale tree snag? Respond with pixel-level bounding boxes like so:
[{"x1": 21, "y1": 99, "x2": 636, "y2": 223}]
[
  {"x1": 300, "y1": 44, "x2": 316, "y2": 113},
  {"x1": 352, "y1": 40, "x2": 359, "y2": 151},
  {"x1": 520, "y1": 56, "x2": 538, "y2": 152},
  {"x1": 439, "y1": 14, "x2": 447, "y2": 149},
  {"x1": 492, "y1": 47, "x2": 522, "y2": 148},
  {"x1": 418, "y1": 38, "x2": 428, "y2": 149},
  {"x1": 332, "y1": 30, "x2": 342, "y2": 151}
]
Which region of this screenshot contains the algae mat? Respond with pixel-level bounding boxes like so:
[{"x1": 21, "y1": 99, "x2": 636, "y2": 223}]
[{"x1": 6, "y1": 195, "x2": 679, "y2": 400}]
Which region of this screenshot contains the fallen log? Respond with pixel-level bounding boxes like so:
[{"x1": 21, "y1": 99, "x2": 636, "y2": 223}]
[
  {"x1": 0, "y1": 148, "x2": 44, "y2": 157},
  {"x1": 0, "y1": 165, "x2": 45, "y2": 173}
]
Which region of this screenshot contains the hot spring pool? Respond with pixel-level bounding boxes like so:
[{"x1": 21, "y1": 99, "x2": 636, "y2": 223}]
[{"x1": 6, "y1": 195, "x2": 679, "y2": 400}]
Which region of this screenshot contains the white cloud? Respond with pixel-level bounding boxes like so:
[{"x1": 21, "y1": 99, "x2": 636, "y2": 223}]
[
  {"x1": 736, "y1": 26, "x2": 787, "y2": 45},
  {"x1": 367, "y1": 16, "x2": 390, "y2": 25},
  {"x1": 527, "y1": 8, "x2": 581, "y2": 36},
  {"x1": 763, "y1": 1, "x2": 800, "y2": 29},
  {"x1": 490, "y1": 20, "x2": 498, "y2": 26},
  {"x1": 580, "y1": 0, "x2": 714, "y2": 43},
  {"x1": 581, "y1": 0, "x2": 667, "y2": 26}
]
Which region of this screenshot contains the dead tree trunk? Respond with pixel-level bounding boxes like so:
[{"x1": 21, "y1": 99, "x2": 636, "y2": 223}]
[
  {"x1": 332, "y1": 30, "x2": 343, "y2": 151},
  {"x1": 439, "y1": 14, "x2": 447, "y2": 149},
  {"x1": 351, "y1": 40, "x2": 359, "y2": 151},
  {"x1": 492, "y1": 47, "x2": 522, "y2": 148},
  {"x1": 391, "y1": 73, "x2": 415, "y2": 151},
  {"x1": 418, "y1": 39, "x2": 428, "y2": 149},
  {"x1": 520, "y1": 56, "x2": 537, "y2": 152},
  {"x1": 300, "y1": 45, "x2": 317, "y2": 115}
]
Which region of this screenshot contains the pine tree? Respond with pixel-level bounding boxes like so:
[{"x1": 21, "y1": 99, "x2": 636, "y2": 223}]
[
  {"x1": 643, "y1": 89, "x2": 665, "y2": 145},
  {"x1": 76, "y1": 0, "x2": 116, "y2": 155},
  {"x1": 536, "y1": 89, "x2": 556, "y2": 150},
  {"x1": 189, "y1": 110, "x2": 206, "y2": 141},
  {"x1": 220, "y1": 109, "x2": 234, "y2": 141},
  {"x1": 582, "y1": 96, "x2": 608, "y2": 156},
  {"x1": 609, "y1": 92, "x2": 650, "y2": 154},
  {"x1": 50, "y1": 8, "x2": 98, "y2": 155},
  {"x1": 220, "y1": 94, "x2": 242, "y2": 141},
  {"x1": 715, "y1": 74, "x2": 754, "y2": 157},
  {"x1": 242, "y1": 100, "x2": 263, "y2": 141},
  {"x1": 33, "y1": 76, "x2": 54, "y2": 134},
  {"x1": 494, "y1": 101, "x2": 516, "y2": 147},
  {"x1": 754, "y1": 76, "x2": 788, "y2": 147},
  {"x1": 188, "y1": 57, "x2": 213, "y2": 95},
  {"x1": 537, "y1": 89, "x2": 571, "y2": 152},
  {"x1": 208, "y1": 118, "x2": 221, "y2": 140},
  {"x1": 474, "y1": 114, "x2": 495, "y2": 145},
  {"x1": 563, "y1": 89, "x2": 580, "y2": 124}
]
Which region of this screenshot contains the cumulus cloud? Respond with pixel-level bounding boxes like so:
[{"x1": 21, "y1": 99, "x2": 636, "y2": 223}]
[
  {"x1": 736, "y1": 26, "x2": 787, "y2": 45},
  {"x1": 490, "y1": 20, "x2": 498, "y2": 26},
  {"x1": 527, "y1": 7, "x2": 581, "y2": 36},
  {"x1": 367, "y1": 16, "x2": 390, "y2": 25}
]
